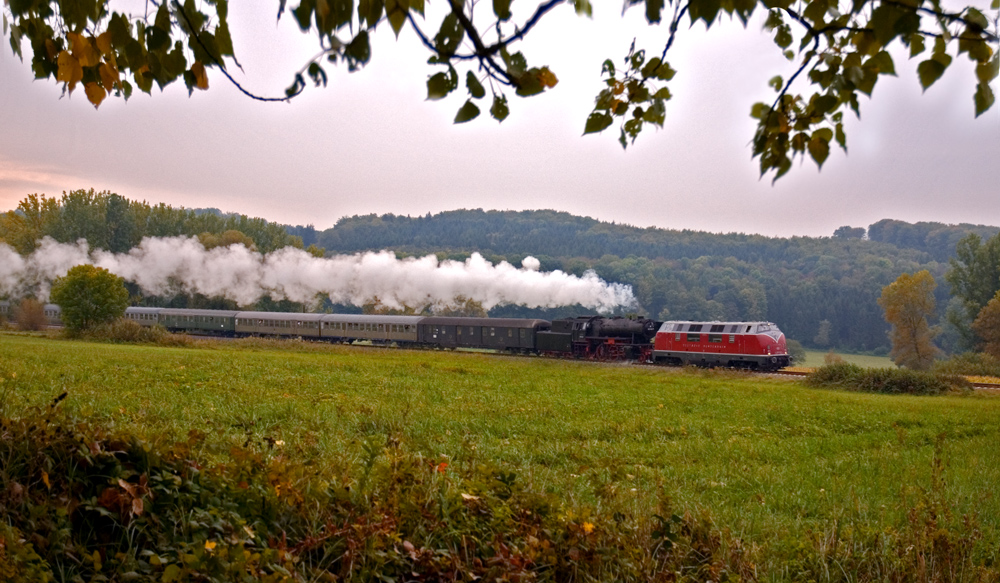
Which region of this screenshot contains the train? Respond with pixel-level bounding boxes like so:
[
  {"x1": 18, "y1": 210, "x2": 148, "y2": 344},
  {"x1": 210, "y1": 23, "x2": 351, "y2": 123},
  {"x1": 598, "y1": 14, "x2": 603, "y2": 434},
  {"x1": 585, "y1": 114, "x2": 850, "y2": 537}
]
[{"x1": 1, "y1": 300, "x2": 791, "y2": 370}]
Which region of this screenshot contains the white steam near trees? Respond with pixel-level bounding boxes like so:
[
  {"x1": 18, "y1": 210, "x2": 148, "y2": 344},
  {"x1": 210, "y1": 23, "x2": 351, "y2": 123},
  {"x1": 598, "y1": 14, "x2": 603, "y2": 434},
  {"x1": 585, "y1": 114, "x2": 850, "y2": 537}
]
[{"x1": 0, "y1": 237, "x2": 636, "y2": 313}]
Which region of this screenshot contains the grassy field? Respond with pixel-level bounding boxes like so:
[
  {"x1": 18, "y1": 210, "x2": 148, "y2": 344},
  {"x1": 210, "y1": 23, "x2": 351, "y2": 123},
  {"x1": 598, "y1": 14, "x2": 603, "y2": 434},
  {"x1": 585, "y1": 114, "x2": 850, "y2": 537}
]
[
  {"x1": 3, "y1": 332, "x2": 999, "y2": 578},
  {"x1": 798, "y1": 348, "x2": 895, "y2": 368}
]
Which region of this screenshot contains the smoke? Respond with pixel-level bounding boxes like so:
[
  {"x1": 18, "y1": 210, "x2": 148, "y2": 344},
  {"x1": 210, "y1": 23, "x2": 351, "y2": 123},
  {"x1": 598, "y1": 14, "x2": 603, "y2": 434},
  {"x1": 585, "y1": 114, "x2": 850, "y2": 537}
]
[{"x1": 0, "y1": 236, "x2": 637, "y2": 313}]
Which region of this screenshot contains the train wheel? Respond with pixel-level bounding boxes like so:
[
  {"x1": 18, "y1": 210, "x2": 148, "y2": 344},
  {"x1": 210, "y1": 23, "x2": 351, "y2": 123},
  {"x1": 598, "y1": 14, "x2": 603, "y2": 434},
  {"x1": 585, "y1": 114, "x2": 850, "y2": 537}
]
[{"x1": 595, "y1": 344, "x2": 608, "y2": 360}]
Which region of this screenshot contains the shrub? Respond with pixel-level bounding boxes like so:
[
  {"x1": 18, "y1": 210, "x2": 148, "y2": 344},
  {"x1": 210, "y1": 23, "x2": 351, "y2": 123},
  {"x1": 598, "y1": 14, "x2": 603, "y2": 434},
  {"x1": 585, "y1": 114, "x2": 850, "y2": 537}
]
[
  {"x1": 786, "y1": 339, "x2": 807, "y2": 364},
  {"x1": 83, "y1": 318, "x2": 193, "y2": 347},
  {"x1": 933, "y1": 352, "x2": 1000, "y2": 378},
  {"x1": 807, "y1": 364, "x2": 969, "y2": 395},
  {"x1": 12, "y1": 298, "x2": 47, "y2": 331}
]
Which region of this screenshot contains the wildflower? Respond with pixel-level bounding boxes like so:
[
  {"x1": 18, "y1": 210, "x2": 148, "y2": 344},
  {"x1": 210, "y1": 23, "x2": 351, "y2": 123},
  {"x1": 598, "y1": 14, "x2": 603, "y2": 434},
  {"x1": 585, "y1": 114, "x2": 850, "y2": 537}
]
[{"x1": 583, "y1": 522, "x2": 595, "y2": 534}]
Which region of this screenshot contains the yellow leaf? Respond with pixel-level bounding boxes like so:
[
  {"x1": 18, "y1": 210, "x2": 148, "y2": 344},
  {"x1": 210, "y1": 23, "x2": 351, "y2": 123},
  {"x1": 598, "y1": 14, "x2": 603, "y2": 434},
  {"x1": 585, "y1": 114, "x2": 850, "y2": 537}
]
[
  {"x1": 538, "y1": 67, "x2": 559, "y2": 88},
  {"x1": 85, "y1": 82, "x2": 107, "y2": 108},
  {"x1": 582, "y1": 522, "x2": 595, "y2": 534},
  {"x1": 204, "y1": 541, "x2": 217, "y2": 551},
  {"x1": 99, "y1": 62, "x2": 120, "y2": 90},
  {"x1": 191, "y1": 61, "x2": 209, "y2": 90},
  {"x1": 96, "y1": 32, "x2": 113, "y2": 56},
  {"x1": 68, "y1": 32, "x2": 100, "y2": 67},
  {"x1": 42, "y1": 470, "x2": 51, "y2": 491},
  {"x1": 56, "y1": 51, "x2": 83, "y2": 92}
]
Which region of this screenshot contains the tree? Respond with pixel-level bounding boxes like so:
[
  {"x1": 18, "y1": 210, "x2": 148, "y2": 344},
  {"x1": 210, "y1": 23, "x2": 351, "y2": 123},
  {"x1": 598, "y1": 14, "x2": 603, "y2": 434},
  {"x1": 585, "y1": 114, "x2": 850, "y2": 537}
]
[
  {"x1": 877, "y1": 270, "x2": 940, "y2": 370},
  {"x1": 832, "y1": 226, "x2": 865, "y2": 239},
  {"x1": 945, "y1": 232, "x2": 1000, "y2": 350},
  {"x1": 3, "y1": 0, "x2": 996, "y2": 180},
  {"x1": 12, "y1": 298, "x2": 48, "y2": 331},
  {"x1": 49, "y1": 264, "x2": 129, "y2": 333},
  {"x1": 972, "y1": 292, "x2": 1000, "y2": 358}
]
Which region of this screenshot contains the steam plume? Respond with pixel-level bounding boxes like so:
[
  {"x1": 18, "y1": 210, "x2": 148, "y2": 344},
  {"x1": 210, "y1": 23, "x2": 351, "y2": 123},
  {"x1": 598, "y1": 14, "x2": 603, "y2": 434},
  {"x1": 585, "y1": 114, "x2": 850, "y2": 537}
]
[{"x1": 0, "y1": 236, "x2": 637, "y2": 313}]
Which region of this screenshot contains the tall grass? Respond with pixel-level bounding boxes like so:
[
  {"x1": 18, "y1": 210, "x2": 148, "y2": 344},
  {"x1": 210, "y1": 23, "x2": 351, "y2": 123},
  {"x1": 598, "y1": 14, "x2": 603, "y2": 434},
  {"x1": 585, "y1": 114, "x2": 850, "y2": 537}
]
[{"x1": 1, "y1": 333, "x2": 999, "y2": 580}]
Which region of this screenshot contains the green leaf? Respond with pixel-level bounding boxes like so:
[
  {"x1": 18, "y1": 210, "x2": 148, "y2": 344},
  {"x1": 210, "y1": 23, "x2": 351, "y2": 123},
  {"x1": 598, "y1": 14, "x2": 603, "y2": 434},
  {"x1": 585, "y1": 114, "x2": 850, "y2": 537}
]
[
  {"x1": 583, "y1": 111, "x2": 614, "y2": 134},
  {"x1": 750, "y1": 102, "x2": 771, "y2": 119},
  {"x1": 812, "y1": 93, "x2": 838, "y2": 114},
  {"x1": 573, "y1": 0, "x2": 593, "y2": 16},
  {"x1": 866, "y1": 51, "x2": 895, "y2": 75},
  {"x1": 768, "y1": 75, "x2": 783, "y2": 91},
  {"x1": 490, "y1": 94, "x2": 509, "y2": 122},
  {"x1": 834, "y1": 122, "x2": 846, "y2": 151},
  {"x1": 344, "y1": 31, "x2": 370, "y2": 70},
  {"x1": 808, "y1": 134, "x2": 830, "y2": 168},
  {"x1": 976, "y1": 56, "x2": 999, "y2": 84},
  {"x1": 908, "y1": 34, "x2": 925, "y2": 58},
  {"x1": 466, "y1": 71, "x2": 485, "y2": 98},
  {"x1": 454, "y1": 100, "x2": 480, "y2": 123},
  {"x1": 385, "y1": 0, "x2": 408, "y2": 37},
  {"x1": 514, "y1": 69, "x2": 544, "y2": 96},
  {"x1": 917, "y1": 58, "x2": 947, "y2": 90},
  {"x1": 493, "y1": 0, "x2": 511, "y2": 21},
  {"x1": 602, "y1": 59, "x2": 615, "y2": 77},
  {"x1": 646, "y1": 0, "x2": 664, "y2": 23},
  {"x1": 434, "y1": 13, "x2": 463, "y2": 57},
  {"x1": 426, "y1": 71, "x2": 452, "y2": 100},
  {"x1": 964, "y1": 7, "x2": 988, "y2": 29},
  {"x1": 974, "y1": 82, "x2": 995, "y2": 117}
]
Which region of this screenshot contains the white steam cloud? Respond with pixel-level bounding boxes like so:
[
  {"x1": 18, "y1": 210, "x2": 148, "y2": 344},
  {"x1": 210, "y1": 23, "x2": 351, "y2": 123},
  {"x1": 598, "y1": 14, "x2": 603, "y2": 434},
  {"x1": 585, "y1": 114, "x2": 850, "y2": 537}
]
[{"x1": 0, "y1": 236, "x2": 636, "y2": 313}]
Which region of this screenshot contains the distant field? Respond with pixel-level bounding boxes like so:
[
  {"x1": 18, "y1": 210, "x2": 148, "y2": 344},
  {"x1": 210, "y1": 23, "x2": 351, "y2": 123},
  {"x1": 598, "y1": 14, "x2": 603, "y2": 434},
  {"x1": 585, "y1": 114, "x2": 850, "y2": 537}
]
[
  {"x1": 2, "y1": 332, "x2": 999, "y2": 573},
  {"x1": 799, "y1": 348, "x2": 895, "y2": 368}
]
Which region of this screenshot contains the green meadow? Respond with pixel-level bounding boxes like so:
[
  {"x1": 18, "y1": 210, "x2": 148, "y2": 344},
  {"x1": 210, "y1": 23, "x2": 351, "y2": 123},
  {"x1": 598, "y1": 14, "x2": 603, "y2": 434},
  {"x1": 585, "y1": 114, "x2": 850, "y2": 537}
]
[{"x1": 3, "y1": 332, "x2": 999, "y2": 580}]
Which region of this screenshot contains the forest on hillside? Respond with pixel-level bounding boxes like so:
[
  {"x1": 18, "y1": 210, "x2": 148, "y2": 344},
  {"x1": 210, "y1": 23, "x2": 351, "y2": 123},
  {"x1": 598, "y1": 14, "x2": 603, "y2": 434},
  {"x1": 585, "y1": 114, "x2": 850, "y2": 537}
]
[
  {"x1": 317, "y1": 210, "x2": 1000, "y2": 354},
  {"x1": 3, "y1": 193, "x2": 998, "y2": 355}
]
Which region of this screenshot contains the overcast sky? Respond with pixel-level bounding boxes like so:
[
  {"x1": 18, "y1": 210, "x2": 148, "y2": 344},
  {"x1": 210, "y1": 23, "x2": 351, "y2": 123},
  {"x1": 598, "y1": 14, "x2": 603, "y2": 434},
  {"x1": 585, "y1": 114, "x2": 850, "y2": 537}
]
[{"x1": 1, "y1": 1, "x2": 997, "y2": 238}]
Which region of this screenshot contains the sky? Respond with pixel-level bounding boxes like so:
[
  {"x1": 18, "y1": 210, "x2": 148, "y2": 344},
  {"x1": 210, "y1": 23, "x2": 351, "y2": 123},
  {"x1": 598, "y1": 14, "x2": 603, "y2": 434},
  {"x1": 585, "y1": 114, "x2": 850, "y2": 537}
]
[{"x1": 1, "y1": 1, "x2": 997, "y2": 239}]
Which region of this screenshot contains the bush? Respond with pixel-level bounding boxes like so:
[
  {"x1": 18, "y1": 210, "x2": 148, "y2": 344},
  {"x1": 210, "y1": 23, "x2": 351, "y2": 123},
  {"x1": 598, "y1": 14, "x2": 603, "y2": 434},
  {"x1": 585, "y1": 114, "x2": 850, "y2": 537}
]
[
  {"x1": 933, "y1": 352, "x2": 1000, "y2": 378},
  {"x1": 12, "y1": 298, "x2": 47, "y2": 331},
  {"x1": 786, "y1": 339, "x2": 807, "y2": 364},
  {"x1": 807, "y1": 363, "x2": 969, "y2": 395},
  {"x1": 83, "y1": 318, "x2": 193, "y2": 347}
]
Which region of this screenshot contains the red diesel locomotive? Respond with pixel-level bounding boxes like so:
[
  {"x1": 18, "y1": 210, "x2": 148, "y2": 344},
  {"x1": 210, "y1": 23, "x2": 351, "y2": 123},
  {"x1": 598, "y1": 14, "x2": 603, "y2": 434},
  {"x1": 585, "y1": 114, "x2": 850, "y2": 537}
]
[{"x1": 652, "y1": 320, "x2": 790, "y2": 370}]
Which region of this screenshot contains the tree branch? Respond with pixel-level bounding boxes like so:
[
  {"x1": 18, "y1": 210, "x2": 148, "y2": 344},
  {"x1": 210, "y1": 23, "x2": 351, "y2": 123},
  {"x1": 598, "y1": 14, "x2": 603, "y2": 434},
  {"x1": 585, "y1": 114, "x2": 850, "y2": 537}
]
[{"x1": 171, "y1": 0, "x2": 297, "y2": 102}]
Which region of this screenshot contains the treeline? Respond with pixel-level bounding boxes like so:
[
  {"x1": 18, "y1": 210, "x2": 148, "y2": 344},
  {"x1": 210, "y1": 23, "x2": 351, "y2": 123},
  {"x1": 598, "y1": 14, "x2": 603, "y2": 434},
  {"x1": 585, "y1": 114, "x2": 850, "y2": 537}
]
[
  {"x1": 0, "y1": 190, "x2": 306, "y2": 255},
  {"x1": 865, "y1": 219, "x2": 1000, "y2": 262},
  {"x1": 317, "y1": 210, "x2": 992, "y2": 354},
  {"x1": 5, "y1": 195, "x2": 998, "y2": 355}
]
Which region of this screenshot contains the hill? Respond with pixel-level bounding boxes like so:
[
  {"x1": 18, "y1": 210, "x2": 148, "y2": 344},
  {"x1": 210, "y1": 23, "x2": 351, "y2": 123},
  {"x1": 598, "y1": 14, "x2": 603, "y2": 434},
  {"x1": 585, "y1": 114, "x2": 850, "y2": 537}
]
[{"x1": 317, "y1": 210, "x2": 1000, "y2": 354}]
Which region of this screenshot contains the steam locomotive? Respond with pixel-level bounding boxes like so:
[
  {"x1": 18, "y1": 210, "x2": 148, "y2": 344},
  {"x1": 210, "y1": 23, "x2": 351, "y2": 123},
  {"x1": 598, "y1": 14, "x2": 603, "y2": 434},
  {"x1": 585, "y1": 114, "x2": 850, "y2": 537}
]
[{"x1": 0, "y1": 301, "x2": 790, "y2": 370}]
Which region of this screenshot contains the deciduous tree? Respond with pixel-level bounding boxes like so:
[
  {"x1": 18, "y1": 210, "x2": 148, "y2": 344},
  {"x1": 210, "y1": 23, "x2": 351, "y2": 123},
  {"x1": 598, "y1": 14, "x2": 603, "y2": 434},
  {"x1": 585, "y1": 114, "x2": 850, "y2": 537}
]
[
  {"x1": 973, "y1": 291, "x2": 1000, "y2": 358},
  {"x1": 878, "y1": 270, "x2": 940, "y2": 370},
  {"x1": 50, "y1": 264, "x2": 129, "y2": 333},
  {"x1": 3, "y1": 0, "x2": 997, "y2": 180},
  {"x1": 945, "y1": 231, "x2": 1000, "y2": 349}
]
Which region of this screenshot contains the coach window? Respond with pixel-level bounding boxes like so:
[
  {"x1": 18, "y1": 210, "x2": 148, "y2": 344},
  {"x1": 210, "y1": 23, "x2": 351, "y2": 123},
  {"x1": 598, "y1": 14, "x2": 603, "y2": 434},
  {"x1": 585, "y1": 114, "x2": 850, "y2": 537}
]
[
  {"x1": 710, "y1": 324, "x2": 725, "y2": 333},
  {"x1": 508, "y1": 329, "x2": 513, "y2": 337},
  {"x1": 457, "y1": 327, "x2": 463, "y2": 336},
  {"x1": 709, "y1": 334, "x2": 723, "y2": 343},
  {"x1": 689, "y1": 324, "x2": 703, "y2": 332},
  {"x1": 490, "y1": 327, "x2": 496, "y2": 337},
  {"x1": 687, "y1": 333, "x2": 701, "y2": 342}
]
